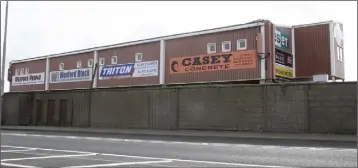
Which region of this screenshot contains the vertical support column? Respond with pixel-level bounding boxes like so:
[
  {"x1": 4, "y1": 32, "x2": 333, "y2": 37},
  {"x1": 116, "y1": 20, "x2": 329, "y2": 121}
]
[
  {"x1": 93, "y1": 50, "x2": 98, "y2": 88},
  {"x1": 160, "y1": 40, "x2": 166, "y2": 85},
  {"x1": 329, "y1": 22, "x2": 336, "y2": 81},
  {"x1": 272, "y1": 25, "x2": 276, "y2": 81},
  {"x1": 45, "y1": 57, "x2": 50, "y2": 91},
  {"x1": 260, "y1": 25, "x2": 266, "y2": 84},
  {"x1": 291, "y1": 28, "x2": 296, "y2": 79}
]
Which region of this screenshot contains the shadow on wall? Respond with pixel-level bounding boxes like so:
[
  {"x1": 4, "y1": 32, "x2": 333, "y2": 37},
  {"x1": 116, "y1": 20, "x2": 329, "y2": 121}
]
[{"x1": 2, "y1": 82, "x2": 357, "y2": 134}]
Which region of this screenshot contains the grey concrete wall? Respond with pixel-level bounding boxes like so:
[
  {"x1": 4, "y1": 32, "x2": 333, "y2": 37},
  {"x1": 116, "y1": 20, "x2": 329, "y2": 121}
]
[
  {"x1": 90, "y1": 89, "x2": 150, "y2": 129},
  {"x1": 308, "y1": 83, "x2": 357, "y2": 133},
  {"x1": 178, "y1": 86, "x2": 265, "y2": 131},
  {"x1": 2, "y1": 82, "x2": 356, "y2": 134},
  {"x1": 263, "y1": 85, "x2": 309, "y2": 133},
  {"x1": 2, "y1": 93, "x2": 21, "y2": 125}
]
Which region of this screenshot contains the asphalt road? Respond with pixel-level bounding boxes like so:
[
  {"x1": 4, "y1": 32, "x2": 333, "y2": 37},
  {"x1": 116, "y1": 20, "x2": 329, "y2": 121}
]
[{"x1": 1, "y1": 130, "x2": 357, "y2": 168}]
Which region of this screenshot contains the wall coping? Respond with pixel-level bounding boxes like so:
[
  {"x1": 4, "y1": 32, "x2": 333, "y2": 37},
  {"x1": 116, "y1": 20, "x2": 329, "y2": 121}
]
[{"x1": 4, "y1": 81, "x2": 356, "y2": 95}]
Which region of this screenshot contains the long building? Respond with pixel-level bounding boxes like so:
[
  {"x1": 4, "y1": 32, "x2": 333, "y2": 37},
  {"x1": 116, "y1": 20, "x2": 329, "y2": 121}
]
[{"x1": 8, "y1": 19, "x2": 345, "y2": 92}]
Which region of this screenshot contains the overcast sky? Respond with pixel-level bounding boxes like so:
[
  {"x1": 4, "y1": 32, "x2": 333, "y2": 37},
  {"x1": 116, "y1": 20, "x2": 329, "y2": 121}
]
[{"x1": 1, "y1": 1, "x2": 357, "y2": 92}]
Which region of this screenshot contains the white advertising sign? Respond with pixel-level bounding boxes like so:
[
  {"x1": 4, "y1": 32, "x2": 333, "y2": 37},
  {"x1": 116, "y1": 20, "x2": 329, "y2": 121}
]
[
  {"x1": 275, "y1": 29, "x2": 282, "y2": 48},
  {"x1": 49, "y1": 68, "x2": 92, "y2": 83},
  {"x1": 12, "y1": 72, "x2": 45, "y2": 86},
  {"x1": 132, "y1": 60, "x2": 159, "y2": 77}
]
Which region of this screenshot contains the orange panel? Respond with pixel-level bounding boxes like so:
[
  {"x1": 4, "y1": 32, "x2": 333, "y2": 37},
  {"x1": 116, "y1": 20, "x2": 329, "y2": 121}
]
[{"x1": 169, "y1": 50, "x2": 257, "y2": 74}]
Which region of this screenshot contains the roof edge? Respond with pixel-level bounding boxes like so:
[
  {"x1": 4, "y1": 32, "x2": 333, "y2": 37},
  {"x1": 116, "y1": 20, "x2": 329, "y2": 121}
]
[
  {"x1": 274, "y1": 24, "x2": 292, "y2": 28},
  {"x1": 292, "y1": 20, "x2": 341, "y2": 28}
]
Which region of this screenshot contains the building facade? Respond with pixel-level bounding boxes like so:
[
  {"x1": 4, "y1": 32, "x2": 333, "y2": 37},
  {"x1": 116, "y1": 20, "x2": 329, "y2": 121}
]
[
  {"x1": 8, "y1": 20, "x2": 344, "y2": 92},
  {"x1": 293, "y1": 21, "x2": 345, "y2": 81}
]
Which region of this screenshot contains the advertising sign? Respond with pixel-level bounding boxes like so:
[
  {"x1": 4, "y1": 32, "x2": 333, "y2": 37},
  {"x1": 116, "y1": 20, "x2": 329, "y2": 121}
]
[
  {"x1": 275, "y1": 28, "x2": 289, "y2": 51},
  {"x1": 132, "y1": 60, "x2": 159, "y2": 77},
  {"x1": 12, "y1": 72, "x2": 45, "y2": 86},
  {"x1": 275, "y1": 64, "x2": 294, "y2": 79},
  {"x1": 169, "y1": 50, "x2": 257, "y2": 74},
  {"x1": 275, "y1": 49, "x2": 293, "y2": 68},
  {"x1": 275, "y1": 49, "x2": 294, "y2": 80},
  {"x1": 49, "y1": 68, "x2": 92, "y2": 83},
  {"x1": 99, "y1": 60, "x2": 158, "y2": 80}
]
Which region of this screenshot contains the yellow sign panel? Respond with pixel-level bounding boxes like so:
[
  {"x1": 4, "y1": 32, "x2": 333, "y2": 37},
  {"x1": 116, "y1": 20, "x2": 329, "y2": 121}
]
[{"x1": 275, "y1": 65, "x2": 293, "y2": 79}]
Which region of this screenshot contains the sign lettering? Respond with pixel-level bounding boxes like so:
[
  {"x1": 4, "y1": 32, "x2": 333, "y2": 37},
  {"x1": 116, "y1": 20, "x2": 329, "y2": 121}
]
[
  {"x1": 100, "y1": 64, "x2": 134, "y2": 78},
  {"x1": 99, "y1": 60, "x2": 158, "y2": 80},
  {"x1": 275, "y1": 49, "x2": 293, "y2": 68},
  {"x1": 50, "y1": 68, "x2": 92, "y2": 83},
  {"x1": 275, "y1": 63, "x2": 294, "y2": 80},
  {"x1": 275, "y1": 28, "x2": 289, "y2": 50},
  {"x1": 169, "y1": 50, "x2": 257, "y2": 74}
]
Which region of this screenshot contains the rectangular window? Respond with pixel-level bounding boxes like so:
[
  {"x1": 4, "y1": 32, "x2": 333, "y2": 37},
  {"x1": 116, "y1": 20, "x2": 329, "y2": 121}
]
[
  {"x1": 337, "y1": 47, "x2": 343, "y2": 62},
  {"x1": 222, "y1": 41, "x2": 231, "y2": 52},
  {"x1": 76, "y1": 60, "x2": 82, "y2": 68},
  {"x1": 99, "y1": 57, "x2": 105, "y2": 65},
  {"x1": 237, "y1": 39, "x2": 247, "y2": 50},
  {"x1": 88, "y1": 59, "x2": 94, "y2": 67},
  {"x1": 15, "y1": 69, "x2": 19, "y2": 76},
  {"x1": 111, "y1": 56, "x2": 118, "y2": 64},
  {"x1": 59, "y1": 63, "x2": 64, "y2": 70},
  {"x1": 20, "y1": 68, "x2": 24, "y2": 75},
  {"x1": 25, "y1": 68, "x2": 29, "y2": 75},
  {"x1": 207, "y1": 43, "x2": 216, "y2": 54},
  {"x1": 135, "y1": 53, "x2": 143, "y2": 62}
]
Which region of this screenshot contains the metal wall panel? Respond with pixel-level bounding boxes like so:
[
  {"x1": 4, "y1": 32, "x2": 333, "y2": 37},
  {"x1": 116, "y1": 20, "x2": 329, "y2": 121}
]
[
  {"x1": 10, "y1": 59, "x2": 46, "y2": 92},
  {"x1": 49, "y1": 52, "x2": 94, "y2": 90},
  {"x1": 165, "y1": 27, "x2": 262, "y2": 84},
  {"x1": 97, "y1": 42, "x2": 160, "y2": 88},
  {"x1": 294, "y1": 24, "x2": 331, "y2": 78}
]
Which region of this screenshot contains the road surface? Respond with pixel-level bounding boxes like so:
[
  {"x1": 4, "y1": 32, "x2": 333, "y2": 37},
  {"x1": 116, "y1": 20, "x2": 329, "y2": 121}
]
[{"x1": 1, "y1": 130, "x2": 356, "y2": 168}]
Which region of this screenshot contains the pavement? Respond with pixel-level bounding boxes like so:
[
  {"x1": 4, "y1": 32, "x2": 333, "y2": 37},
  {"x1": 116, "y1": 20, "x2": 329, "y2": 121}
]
[
  {"x1": 1, "y1": 129, "x2": 357, "y2": 168},
  {"x1": 2, "y1": 126, "x2": 356, "y2": 141},
  {"x1": 1, "y1": 126, "x2": 356, "y2": 149}
]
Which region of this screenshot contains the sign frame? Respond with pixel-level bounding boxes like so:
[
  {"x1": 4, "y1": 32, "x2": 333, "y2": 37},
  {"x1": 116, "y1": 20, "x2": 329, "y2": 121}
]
[
  {"x1": 49, "y1": 68, "x2": 92, "y2": 84},
  {"x1": 12, "y1": 72, "x2": 45, "y2": 86}
]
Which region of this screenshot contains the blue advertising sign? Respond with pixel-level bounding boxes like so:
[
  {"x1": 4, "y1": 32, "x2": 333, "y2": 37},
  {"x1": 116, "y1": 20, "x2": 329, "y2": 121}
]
[
  {"x1": 49, "y1": 68, "x2": 92, "y2": 83},
  {"x1": 99, "y1": 63, "x2": 135, "y2": 78}
]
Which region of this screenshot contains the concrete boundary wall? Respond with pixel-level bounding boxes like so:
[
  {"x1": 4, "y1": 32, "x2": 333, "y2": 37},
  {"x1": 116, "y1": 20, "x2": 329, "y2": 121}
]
[{"x1": 2, "y1": 82, "x2": 357, "y2": 134}]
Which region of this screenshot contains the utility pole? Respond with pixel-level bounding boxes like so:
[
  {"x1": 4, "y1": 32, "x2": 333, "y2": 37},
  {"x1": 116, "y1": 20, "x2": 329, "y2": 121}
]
[{"x1": 0, "y1": 1, "x2": 10, "y2": 127}]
